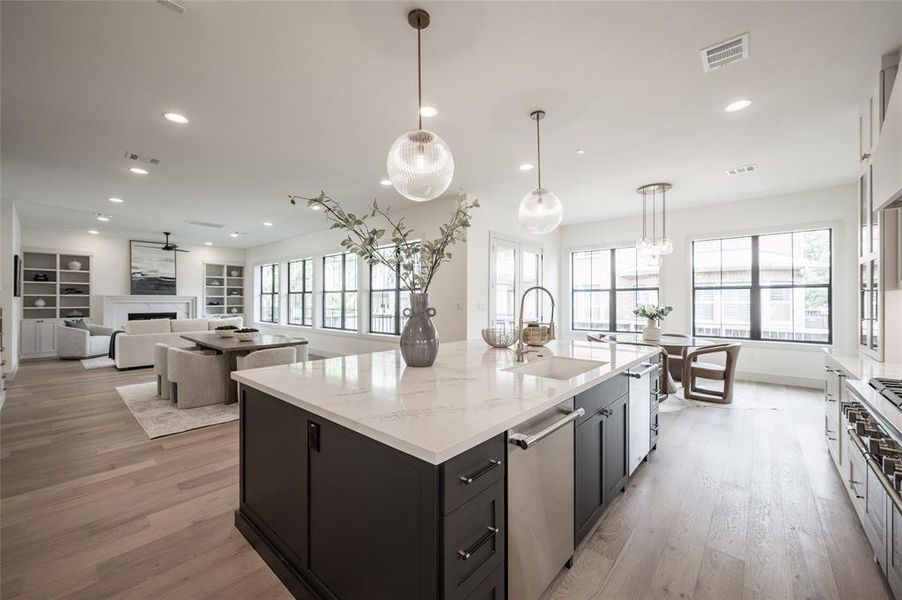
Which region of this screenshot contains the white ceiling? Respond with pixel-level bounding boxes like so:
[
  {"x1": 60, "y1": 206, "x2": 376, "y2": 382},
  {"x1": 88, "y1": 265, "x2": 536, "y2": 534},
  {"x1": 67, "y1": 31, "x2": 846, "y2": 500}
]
[{"x1": 2, "y1": 1, "x2": 900, "y2": 248}]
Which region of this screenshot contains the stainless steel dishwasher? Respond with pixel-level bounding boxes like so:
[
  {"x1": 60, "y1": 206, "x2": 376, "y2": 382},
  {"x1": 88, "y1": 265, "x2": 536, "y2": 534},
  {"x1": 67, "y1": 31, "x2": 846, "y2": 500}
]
[{"x1": 507, "y1": 399, "x2": 585, "y2": 600}]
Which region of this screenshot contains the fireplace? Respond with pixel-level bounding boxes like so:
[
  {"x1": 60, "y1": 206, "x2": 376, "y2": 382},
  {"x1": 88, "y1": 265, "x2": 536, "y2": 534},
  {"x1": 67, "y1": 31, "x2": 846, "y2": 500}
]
[{"x1": 128, "y1": 312, "x2": 178, "y2": 321}]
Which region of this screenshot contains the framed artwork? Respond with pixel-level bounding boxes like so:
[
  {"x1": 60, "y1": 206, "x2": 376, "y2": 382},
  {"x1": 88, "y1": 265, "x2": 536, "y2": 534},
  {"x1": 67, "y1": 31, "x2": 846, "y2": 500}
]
[
  {"x1": 130, "y1": 241, "x2": 176, "y2": 295},
  {"x1": 13, "y1": 254, "x2": 21, "y2": 298}
]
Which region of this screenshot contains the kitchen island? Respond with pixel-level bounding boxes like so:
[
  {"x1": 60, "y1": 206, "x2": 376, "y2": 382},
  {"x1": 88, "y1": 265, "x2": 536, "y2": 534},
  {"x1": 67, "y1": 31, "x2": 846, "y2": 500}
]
[{"x1": 232, "y1": 339, "x2": 660, "y2": 600}]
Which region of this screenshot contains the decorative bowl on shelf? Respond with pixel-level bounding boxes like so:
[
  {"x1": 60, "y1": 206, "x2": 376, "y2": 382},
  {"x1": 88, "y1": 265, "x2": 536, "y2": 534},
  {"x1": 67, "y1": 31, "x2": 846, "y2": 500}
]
[
  {"x1": 233, "y1": 328, "x2": 259, "y2": 342},
  {"x1": 481, "y1": 326, "x2": 517, "y2": 348},
  {"x1": 229, "y1": 307, "x2": 239, "y2": 314},
  {"x1": 66, "y1": 310, "x2": 84, "y2": 318},
  {"x1": 229, "y1": 270, "x2": 240, "y2": 277},
  {"x1": 67, "y1": 260, "x2": 82, "y2": 271},
  {"x1": 209, "y1": 280, "x2": 221, "y2": 286},
  {"x1": 215, "y1": 325, "x2": 238, "y2": 338},
  {"x1": 32, "y1": 273, "x2": 49, "y2": 282}
]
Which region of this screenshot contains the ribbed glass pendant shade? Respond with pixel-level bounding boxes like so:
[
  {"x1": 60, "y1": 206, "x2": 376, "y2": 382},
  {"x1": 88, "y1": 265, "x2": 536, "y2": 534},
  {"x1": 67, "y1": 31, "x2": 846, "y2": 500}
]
[
  {"x1": 387, "y1": 129, "x2": 454, "y2": 202},
  {"x1": 518, "y1": 187, "x2": 563, "y2": 235}
]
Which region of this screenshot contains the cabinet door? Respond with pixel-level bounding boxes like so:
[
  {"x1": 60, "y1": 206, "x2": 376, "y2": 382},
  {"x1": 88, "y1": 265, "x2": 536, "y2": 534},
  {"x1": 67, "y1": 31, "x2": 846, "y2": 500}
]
[
  {"x1": 865, "y1": 462, "x2": 888, "y2": 573},
  {"x1": 240, "y1": 387, "x2": 308, "y2": 573},
  {"x1": 20, "y1": 321, "x2": 38, "y2": 355},
  {"x1": 889, "y1": 503, "x2": 902, "y2": 597},
  {"x1": 39, "y1": 320, "x2": 57, "y2": 352},
  {"x1": 602, "y1": 394, "x2": 629, "y2": 507},
  {"x1": 574, "y1": 413, "x2": 603, "y2": 546},
  {"x1": 307, "y1": 418, "x2": 438, "y2": 600}
]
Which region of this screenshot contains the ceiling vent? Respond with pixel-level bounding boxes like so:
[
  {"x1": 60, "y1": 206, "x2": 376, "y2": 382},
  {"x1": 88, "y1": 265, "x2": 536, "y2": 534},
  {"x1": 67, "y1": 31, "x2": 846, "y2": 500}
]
[
  {"x1": 157, "y1": 0, "x2": 186, "y2": 14},
  {"x1": 186, "y1": 220, "x2": 225, "y2": 229},
  {"x1": 124, "y1": 151, "x2": 160, "y2": 165},
  {"x1": 726, "y1": 164, "x2": 757, "y2": 176},
  {"x1": 701, "y1": 33, "x2": 749, "y2": 72}
]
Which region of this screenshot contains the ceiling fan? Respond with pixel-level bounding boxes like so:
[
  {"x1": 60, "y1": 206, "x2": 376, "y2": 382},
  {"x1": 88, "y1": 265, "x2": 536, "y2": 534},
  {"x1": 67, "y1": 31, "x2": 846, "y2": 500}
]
[{"x1": 160, "y1": 232, "x2": 190, "y2": 253}]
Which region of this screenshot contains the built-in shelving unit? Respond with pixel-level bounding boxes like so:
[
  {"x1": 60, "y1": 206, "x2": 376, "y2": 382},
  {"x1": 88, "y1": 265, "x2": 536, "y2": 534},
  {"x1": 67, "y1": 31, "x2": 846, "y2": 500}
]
[
  {"x1": 22, "y1": 251, "x2": 92, "y2": 320},
  {"x1": 203, "y1": 262, "x2": 244, "y2": 318},
  {"x1": 20, "y1": 251, "x2": 92, "y2": 358}
]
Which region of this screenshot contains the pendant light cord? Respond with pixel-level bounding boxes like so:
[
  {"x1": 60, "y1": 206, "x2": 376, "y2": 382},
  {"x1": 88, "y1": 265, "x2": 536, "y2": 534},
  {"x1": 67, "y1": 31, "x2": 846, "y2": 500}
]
[
  {"x1": 417, "y1": 26, "x2": 423, "y2": 130},
  {"x1": 536, "y1": 116, "x2": 542, "y2": 189},
  {"x1": 662, "y1": 187, "x2": 666, "y2": 240},
  {"x1": 642, "y1": 191, "x2": 647, "y2": 239}
]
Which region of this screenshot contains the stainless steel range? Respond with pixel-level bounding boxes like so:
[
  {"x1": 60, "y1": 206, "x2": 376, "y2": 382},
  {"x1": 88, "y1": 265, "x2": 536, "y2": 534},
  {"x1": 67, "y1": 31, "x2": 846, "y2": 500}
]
[{"x1": 871, "y1": 378, "x2": 902, "y2": 407}]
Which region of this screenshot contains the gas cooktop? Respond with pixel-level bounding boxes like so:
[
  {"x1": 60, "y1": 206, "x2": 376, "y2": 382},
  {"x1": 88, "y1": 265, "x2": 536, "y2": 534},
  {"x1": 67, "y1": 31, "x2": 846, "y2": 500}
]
[{"x1": 871, "y1": 378, "x2": 902, "y2": 407}]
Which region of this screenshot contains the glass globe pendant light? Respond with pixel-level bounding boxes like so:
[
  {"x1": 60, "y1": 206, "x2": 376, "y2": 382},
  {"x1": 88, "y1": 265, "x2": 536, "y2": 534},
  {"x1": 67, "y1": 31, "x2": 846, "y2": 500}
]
[
  {"x1": 386, "y1": 9, "x2": 454, "y2": 202},
  {"x1": 518, "y1": 110, "x2": 563, "y2": 234},
  {"x1": 636, "y1": 182, "x2": 673, "y2": 260}
]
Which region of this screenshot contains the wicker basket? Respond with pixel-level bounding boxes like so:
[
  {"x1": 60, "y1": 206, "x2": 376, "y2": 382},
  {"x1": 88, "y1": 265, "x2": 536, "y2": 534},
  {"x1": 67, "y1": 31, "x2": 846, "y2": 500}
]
[{"x1": 520, "y1": 322, "x2": 554, "y2": 347}]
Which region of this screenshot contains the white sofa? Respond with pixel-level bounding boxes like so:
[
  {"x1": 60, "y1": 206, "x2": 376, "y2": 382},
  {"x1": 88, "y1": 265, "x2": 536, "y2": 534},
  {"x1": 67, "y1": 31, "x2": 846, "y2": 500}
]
[
  {"x1": 114, "y1": 317, "x2": 242, "y2": 370},
  {"x1": 57, "y1": 322, "x2": 115, "y2": 359}
]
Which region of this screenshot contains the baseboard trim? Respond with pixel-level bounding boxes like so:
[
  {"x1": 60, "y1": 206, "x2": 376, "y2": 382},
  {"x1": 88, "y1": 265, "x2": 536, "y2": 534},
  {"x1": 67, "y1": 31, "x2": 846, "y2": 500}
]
[{"x1": 736, "y1": 370, "x2": 822, "y2": 389}]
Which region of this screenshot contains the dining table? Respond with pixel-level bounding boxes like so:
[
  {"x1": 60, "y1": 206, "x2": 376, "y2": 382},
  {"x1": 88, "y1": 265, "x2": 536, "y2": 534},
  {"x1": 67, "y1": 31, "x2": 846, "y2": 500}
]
[
  {"x1": 606, "y1": 333, "x2": 717, "y2": 393},
  {"x1": 180, "y1": 332, "x2": 309, "y2": 404}
]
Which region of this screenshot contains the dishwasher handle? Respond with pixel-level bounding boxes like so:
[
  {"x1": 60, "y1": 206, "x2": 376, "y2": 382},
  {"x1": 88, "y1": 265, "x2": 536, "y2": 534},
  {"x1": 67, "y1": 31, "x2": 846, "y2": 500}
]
[
  {"x1": 509, "y1": 407, "x2": 585, "y2": 450},
  {"x1": 625, "y1": 363, "x2": 658, "y2": 379}
]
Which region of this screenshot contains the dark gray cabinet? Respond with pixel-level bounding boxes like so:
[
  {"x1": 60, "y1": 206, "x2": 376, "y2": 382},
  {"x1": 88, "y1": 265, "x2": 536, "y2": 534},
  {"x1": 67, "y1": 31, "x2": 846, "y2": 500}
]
[
  {"x1": 574, "y1": 375, "x2": 630, "y2": 546},
  {"x1": 236, "y1": 385, "x2": 505, "y2": 600}
]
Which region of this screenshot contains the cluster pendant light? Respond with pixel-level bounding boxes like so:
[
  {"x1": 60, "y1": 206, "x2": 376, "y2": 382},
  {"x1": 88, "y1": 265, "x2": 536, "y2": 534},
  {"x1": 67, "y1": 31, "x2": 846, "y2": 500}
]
[
  {"x1": 635, "y1": 182, "x2": 674, "y2": 266},
  {"x1": 386, "y1": 9, "x2": 454, "y2": 202},
  {"x1": 518, "y1": 110, "x2": 563, "y2": 234}
]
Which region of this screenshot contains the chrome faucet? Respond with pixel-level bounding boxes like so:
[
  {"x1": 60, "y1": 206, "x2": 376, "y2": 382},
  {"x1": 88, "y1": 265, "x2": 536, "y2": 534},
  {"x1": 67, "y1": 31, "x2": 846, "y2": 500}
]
[{"x1": 515, "y1": 286, "x2": 556, "y2": 362}]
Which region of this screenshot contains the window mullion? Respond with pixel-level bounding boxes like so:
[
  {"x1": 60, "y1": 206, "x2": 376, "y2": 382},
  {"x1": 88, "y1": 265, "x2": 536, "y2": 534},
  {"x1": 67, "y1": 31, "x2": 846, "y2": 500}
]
[{"x1": 750, "y1": 235, "x2": 761, "y2": 340}]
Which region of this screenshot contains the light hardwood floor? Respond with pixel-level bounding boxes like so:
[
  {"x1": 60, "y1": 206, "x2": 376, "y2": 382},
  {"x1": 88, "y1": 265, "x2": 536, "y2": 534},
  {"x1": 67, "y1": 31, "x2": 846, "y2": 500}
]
[{"x1": 0, "y1": 359, "x2": 893, "y2": 599}]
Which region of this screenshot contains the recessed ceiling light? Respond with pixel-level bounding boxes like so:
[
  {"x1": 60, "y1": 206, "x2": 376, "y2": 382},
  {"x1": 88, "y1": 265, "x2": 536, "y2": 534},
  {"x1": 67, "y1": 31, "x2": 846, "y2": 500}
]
[
  {"x1": 518, "y1": 163, "x2": 534, "y2": 171},
  {"x1": 163, "y1": 112, "x2": 189, "y2": 124},
  {"x1": 575, "y1": 149, "x2": 586, "y2": 155},
  {"x1": 229, "y1": 232, "x2": 239, "y2": 238},
  {"x1": 108, "y1": 197, "x2": 124, "y2": 203},
  {"x1": 204, "y1": 241, "x2": 213, "y2": 246},
  {"x1": 724, "y1": 99, "x2": 752, "y2": 113},
  {"x1": 419, "y1": 106, "x2": 438, "y2": 118},
  {"x1": 129, "y1": 167, "x2": 148, "y2": 175},
  {"x1": 380, "y1": 179, "x2": 392, "y2": 186},
  {"x1": 88, "y1": 229, "x2": 99, "y2": 235},
  {"x1": 95, "y1": 213, "x2": 111, "y2": 222},
  {"x1": 263, "y1": 222, "x2": 273, "y2": 227}
]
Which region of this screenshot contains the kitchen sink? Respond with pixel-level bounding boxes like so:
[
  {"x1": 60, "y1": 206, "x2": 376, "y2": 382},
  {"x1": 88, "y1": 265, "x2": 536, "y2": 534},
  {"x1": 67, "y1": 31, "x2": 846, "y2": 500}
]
[{"x1": 503, "y1": 357, "x2": 608, "y2": 381}]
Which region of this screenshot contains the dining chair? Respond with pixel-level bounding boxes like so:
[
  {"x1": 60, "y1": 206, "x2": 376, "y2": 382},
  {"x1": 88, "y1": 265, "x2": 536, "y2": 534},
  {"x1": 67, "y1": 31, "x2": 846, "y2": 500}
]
[
  {"x1": 168, "y1": 347, "x2": 227, "y2": 409},
  {"x1": 236, "y1": 347, "x2": 297, "y2": 370},
  {"x1": 682, "y1": 342, "x2": 742, "y2": 404}
]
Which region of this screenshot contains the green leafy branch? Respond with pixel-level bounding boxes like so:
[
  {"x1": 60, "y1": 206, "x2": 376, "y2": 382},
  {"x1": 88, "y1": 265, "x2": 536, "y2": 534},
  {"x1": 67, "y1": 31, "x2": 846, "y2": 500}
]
[{"x1": 289, "y1": 191, "x2": 479, "y2": 294}]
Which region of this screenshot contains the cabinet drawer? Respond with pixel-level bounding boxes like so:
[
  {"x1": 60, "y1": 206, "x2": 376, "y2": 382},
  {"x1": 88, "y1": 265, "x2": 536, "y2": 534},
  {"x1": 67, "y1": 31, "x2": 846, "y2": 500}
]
[
  {"x1": 848, "y1": 434, "x2": 868, "y2": 519},
  {"x1": 463, "y1": 566, "x2": 504, "y2": 600},
  {"x1": 575, "y1": 374, "x2": 628, "y2": 425},
  {"x1": 890, "y1": 503, "x2": 902, "y2": 597},
  {"x1": 443, "y1": 435, "x2": 505, "y2": 515},
  {"x1": 443, "y1": 483, "x2": 504, "y2": 600}
]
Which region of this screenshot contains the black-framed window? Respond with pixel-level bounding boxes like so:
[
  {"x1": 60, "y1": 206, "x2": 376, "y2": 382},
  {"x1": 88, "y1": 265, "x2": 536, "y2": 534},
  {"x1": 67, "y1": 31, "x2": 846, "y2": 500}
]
[
  {"x1": 288, "y1": 258, "x2": 313, "y2": 326},
  {"x1": 692, "y1": 228, "x2": 832, "y2": 343},
  {"x1": 256, "y1": 263, "x2": 280, "y2": 323},
  {"x1": 571, "y1": 247, "x2": 659, "y2": 332},
  {"x1": 323, "y1": 252, "x2": 357, "y2": 331},
  {"x1": 370, "y1": 246, "x2": 421, "y2": 335}
]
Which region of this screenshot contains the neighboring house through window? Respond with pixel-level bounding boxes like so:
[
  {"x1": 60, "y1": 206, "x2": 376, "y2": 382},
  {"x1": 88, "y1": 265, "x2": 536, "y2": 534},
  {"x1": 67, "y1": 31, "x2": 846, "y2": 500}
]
[
  {"x1": 322, "y1": 252, "x2": 357, "y2": 331},
  {"x1": 287, "y1": 258, "x2": 313, "y2": 326},
  {"x1": 256, "y1": 263, "x2": 279, "y2": 323}
]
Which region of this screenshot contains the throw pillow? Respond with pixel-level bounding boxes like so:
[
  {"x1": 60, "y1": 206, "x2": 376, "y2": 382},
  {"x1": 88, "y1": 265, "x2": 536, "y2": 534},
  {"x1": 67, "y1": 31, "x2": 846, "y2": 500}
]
[{"x1": 65, "y1": 319, "x2": 89, "y2": 331}]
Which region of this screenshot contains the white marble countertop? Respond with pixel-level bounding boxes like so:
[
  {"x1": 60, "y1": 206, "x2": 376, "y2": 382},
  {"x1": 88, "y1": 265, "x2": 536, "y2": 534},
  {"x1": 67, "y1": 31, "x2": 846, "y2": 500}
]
[
  {"x1": 232, "y1": 339, "x2": 658, "y2": 464},
  {"x1": 823, "y1": 348, "x2": 902, "y2": 381}
]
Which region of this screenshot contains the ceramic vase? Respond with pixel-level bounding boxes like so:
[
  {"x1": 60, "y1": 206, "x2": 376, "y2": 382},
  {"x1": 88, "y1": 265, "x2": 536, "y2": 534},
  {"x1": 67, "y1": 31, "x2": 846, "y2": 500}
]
[
  {"x1": 400, "y1": 292, "x2": 439, "y2": 367},
  {"x1": 643, "y1": 318, "x2": 662, "y2": 341},
  {"x1": 67, "y1": 261, "x2": 82, "y2": 271},
  {"x1": 34, "y1": 297, "x2": 46, "y2": 308}
]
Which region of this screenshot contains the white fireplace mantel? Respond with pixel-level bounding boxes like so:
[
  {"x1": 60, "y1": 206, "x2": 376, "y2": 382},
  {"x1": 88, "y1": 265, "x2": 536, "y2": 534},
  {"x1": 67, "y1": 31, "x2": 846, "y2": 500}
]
[{"x1": 102, "y1": 295, "x2": 197, "y2": 329}]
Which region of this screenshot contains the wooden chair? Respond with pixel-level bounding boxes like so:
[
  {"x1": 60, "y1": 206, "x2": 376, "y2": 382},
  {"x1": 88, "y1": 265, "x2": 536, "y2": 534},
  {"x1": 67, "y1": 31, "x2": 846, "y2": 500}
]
[
  {"x1": 682, "y1": 343, "x2": 742, "y2": 404},
  {"x1": 587, "y1": 334, "x2": 671, "y2": 398}
]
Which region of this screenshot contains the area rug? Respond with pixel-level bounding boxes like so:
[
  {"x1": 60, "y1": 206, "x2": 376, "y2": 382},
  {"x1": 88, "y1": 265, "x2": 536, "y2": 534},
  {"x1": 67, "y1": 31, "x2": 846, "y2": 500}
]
[
  {"x1": 81, "y1": 356, "x2": 116, "y2": 369},
  {"x1": 115, "y1": 381, "x2": 238, "y2": 439}
]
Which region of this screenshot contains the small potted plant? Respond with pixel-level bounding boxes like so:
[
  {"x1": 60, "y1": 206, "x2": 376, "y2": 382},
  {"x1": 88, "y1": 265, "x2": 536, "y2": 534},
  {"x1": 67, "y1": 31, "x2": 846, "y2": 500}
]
[
  {"x1": 215, "y1": 324, "x2": 239, "y2": 338},
  {"x1": 633, "y1": 304, "x2": 673, "y2": 341}
]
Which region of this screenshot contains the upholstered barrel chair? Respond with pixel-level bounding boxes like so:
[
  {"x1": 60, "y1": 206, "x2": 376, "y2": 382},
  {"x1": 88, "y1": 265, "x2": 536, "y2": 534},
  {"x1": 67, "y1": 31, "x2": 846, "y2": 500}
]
[{"x1": 167, "y1": 347, "x2": 227, "y2": 409}]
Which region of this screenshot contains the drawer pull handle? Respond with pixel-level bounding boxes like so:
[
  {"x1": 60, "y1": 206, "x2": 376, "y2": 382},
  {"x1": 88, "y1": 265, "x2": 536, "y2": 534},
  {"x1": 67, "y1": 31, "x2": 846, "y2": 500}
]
[
  {"x1": 849, "y1": 479, "x2": 865, "y2": 499},
  {"x1": 650, "y1": 425, "x2": 659, "y2": 433},
  {"x1": 825, "y1": 394, "x2": 836, "y2": 403},
  {"x1": 459, "y1": 460, "x2": 502, "y2": 485},
  {"x1": 458, "y1": 526, "x2": 499, "y2": 560}
]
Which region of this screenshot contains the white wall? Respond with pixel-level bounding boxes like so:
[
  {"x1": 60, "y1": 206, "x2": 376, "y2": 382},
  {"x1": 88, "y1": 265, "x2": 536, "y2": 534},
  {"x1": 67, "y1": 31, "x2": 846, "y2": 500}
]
[
  {"x1": 466, "y1": 199, "x2": 562, "y2": 339},
  {"x1": 1, "y1": 198, "x2": 23, "y2": 377},
  {"x1": 20, "y1": 228, "x2": 245, "y2": 324},
  {"x1": 559, "y1": 184, "x2": 858, "y2": 388},
  {"x1": 243, "y1": 197, "x2": 468, "y2": 356}
]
